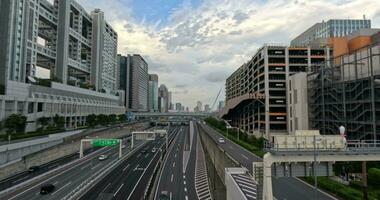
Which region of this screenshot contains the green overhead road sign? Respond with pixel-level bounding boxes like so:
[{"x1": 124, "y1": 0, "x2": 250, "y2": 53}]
[{"x1": 91, "y1": 139, "x2": 119, "y2": 147}]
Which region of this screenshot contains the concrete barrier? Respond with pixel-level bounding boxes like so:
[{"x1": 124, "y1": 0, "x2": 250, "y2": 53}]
[
  {"x1": 0, "y1": 121, "x2": 150, "y2": 181},
  {"x1": 197, "y1": 123, "x2": 239, "y2": 185}
]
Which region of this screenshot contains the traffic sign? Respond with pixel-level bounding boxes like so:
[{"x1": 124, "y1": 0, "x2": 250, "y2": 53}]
[{"x1": 91, "y1": 139, "x2": 119, "y2": 147}]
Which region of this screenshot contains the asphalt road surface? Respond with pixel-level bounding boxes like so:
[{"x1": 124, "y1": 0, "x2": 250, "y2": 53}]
[
  {"x1": 155, "y1": 123, "x2": 198, "y2": 200},
  {"x1": 80, "y1": 126, "x2": 180, "y2": 200},
  {"x1": 198, "y1": 122, "x2": 336, "y2": 200}
]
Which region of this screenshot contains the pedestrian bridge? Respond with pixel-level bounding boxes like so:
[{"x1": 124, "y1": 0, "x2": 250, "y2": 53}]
[{"x1": 133, "y1": 112, "x2": 209, "y2": 118}]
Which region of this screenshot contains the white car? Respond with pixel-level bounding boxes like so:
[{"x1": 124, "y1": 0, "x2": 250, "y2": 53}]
[
  {"x1": 152, "y1": 148, "x2": 157, "y2": 153},
  {"x1": 218, "y1": 138, "x2": 225, "y2": 143},
  {"x1": 98, "y1": 155, "x2": 108, "y2": 161},
  {"x1": 121, "y1": 145, "x2": 126, "y2": 149}
]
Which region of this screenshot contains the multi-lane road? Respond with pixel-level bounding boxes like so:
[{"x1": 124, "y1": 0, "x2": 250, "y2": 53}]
[
  {"x1": 198, "y1": 122, "x2": 336, "y2": 200},
  {"x1": 79, "y1": 126, "x2": 179, "y2": 200},
  {"x1": 155, "y1": 123, "x2": 198, "y2": 200}
]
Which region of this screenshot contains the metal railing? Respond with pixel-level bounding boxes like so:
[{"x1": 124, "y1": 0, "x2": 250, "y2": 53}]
[{"x1": 264, "y1": 139, "x2": 380, "y2": 153}]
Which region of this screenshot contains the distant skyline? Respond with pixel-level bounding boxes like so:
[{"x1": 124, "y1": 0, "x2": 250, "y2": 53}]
[{"x1": 76, "y1": 0, "x2": 380, "y2": 108}]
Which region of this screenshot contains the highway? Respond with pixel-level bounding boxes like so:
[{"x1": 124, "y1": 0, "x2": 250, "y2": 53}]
[
  {"x1": 1, "y1": 139, "x2": 142, "y2": 200},
  {"x1": 80, "y1": 126, "x2": 180, "y2": 200},
  {"x1": 155, "y1": 123, "x2": 198, "y2": 200},
  {"x1": 198, "y1": 122, "x2": 336, "y2": 200}
]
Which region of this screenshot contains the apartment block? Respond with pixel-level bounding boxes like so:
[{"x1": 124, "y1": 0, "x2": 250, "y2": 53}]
[
  {"x1": 221, "y1": 45, "x2": 329, "y2": 138},
  {"x1": 0, "y1": 0, "x2": 123, "y2": 132},
  {"x1": 308, "y1": 29, "x2": 380, "y2": 140}
]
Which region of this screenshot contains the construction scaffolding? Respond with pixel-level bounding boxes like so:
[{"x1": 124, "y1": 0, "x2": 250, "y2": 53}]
[{"x1": 308, "y1": 42, "x2": 380, "y2": 140}]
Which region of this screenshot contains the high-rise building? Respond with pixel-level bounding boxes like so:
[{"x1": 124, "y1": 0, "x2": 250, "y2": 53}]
[
  {"x1": 118, "y1": 54, "x2": 149, "y2": 112},
  {"x1": 218, "y1": 101, "x2": 225, "y2": 112},
  {"x1": 196, "y1": 101, "x2": 203, "y2": 113},
  {"x1": 148, "y1": 74, "x2": 158, "y2": 112},
  {"x1": 175, "y1": 103, "x2": 182, "y2": 111},
  {"x1": 221, "y1": 44, "x2": 329, "y2": 138},
  {"x1": 291, "y1": 18, "x2": 371, "y2": 46},
  {"x1": 158, "y1": 84, "x2": 169, "y2": 112},
  {"x1": 204, "y1": 104, "x2": 210, "y2": 113},
  {"x1": 168, "y1": 91, "x2": 173, "y2": 110},
  {"x1": 0, "y1": 0, "x2": 124, "y2": 132},
  {"x1": 308, "y1": 29, "x2": 380, "y2": 140}
]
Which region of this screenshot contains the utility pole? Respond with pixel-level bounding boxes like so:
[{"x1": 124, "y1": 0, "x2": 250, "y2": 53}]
[
  {"x1": 313, "y1": 135, "x2": 318, "y2": 200},
  {"x1": 362, "y1": 161, "x2": 368, "y2": 200}
]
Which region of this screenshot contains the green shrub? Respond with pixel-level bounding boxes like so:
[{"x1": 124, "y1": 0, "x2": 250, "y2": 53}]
[
  {"x1": 368, "y1": 168, "x2": 380, "y2": 188},
  {"x1": 349, "y1": 180, "x2": 363, "y2": 190}
]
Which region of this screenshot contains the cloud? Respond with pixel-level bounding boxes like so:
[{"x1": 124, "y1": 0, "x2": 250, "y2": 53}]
[{"x1": 78, "y1": 0, "x2": 380, "y2": 108}]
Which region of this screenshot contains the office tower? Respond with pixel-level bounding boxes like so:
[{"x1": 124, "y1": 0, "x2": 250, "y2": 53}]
[
  {"x1": 148, "y1": 74, "x2": 158, "y2": 112},
  {"x1": 291, "y1": 18, "x2": 371, "y2": 46},
  {"x1": 0, "y1": 0, "x2": 123, "y2": 132}
]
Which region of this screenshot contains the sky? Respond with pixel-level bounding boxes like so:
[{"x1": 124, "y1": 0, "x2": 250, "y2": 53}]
[{"x1": 76, "y1": 0, "x2": 380, "y2": 110}]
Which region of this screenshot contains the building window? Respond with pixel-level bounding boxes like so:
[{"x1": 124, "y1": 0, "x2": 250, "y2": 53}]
[
  {"x1": 294, "y1": 89, "x2": 298, "y2": 104},
  {"x1": 28, "y1": 102, "x2": 34, "y2": 113},
  {"x1": 37, "y1": 102, "x2": 43, "y2": 112}
]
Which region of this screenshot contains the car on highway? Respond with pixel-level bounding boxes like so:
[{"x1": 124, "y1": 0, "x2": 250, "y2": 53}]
[
  {"x1": 40, "y1": 183, "x2": 55, "y2": 194},
  {"x1": 28, "y1": 166, "x2": 40, "y2": 173},
  {"x1": 98, "y1": 155, "x2": 108, "y2": 161},
  {"x1": 218, "y1": 138, "x2": 225, "y2": 143},
  {"x1": 140, "y1": 150, "x2": 147, "y2": 154},
  {"x1": 121, "y1": 145, "x2": 126, "y2": 149},
  {"x1": 158, "y1": 191, "x2": 169, "y2": 200},
  {"x1": 151, "y1": 148, "x2": 157, "y2": 153}
]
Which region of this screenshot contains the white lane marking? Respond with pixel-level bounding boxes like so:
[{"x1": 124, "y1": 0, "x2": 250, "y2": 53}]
[
  {"x1": 123, "y1": 164, "x2": 130, "y2": 171},
  {"x1": 171, "y1": 174, "x2": 173, "y2": 182},
  {"x1": 51, "y1": 181, "x2": 72, "y2": 195},
  {"x1": 241, "y1": 154, "x2": 249, "y2": 160},
  {"x1": 173, "y1": 162, "x2": 175, "y2": 167},
  {"x1": 183, "y1": 175, "x2": 185, "y2": 179},
  {"x1": 184, "y1": 187, "x2": 187, "y2": 192},
  {"x1": 137, "y1": 153, "x2": 141, "y2": 158},
  {"x1": 80, "y1": 163, "x2": 91, "y2": 170},
  {"x1": 12, "y1": 176, "x2": 29, "y2": 184},
  {"x1": 134, "y1": 164, "x2": 140, "y2": 171},
  {"x1": 184, "y1": 180, "x2": 186, "y2": 185},
  {"x1": 185, "y1": 195, "x2": 188, "y2": 200},
  {"x1": 53, "y1": 181, "x2": 59, "y2": 185},
  {"x1": 113, "y1": 183, "x2": 124, "y2": 197},
  {"x1": 145, "y1": 153, "x2": 149, "y2": 158},
  {"x1": 91, "y1": 163, "x2": 102, "y2": 170},
  {"x1": 175, "y1": 153, "x2": 177, "y2": 158},
  {"x1": 103, "y1": 183, "x2": 111, "y2": 192},
  {"x1": 170, "y1": 192, "x2": 172, "y2": 200}
]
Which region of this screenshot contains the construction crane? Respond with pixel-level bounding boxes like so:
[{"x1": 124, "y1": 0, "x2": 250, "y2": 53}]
[{"x1": 210, "y1": 87, "x2": 222, "y2": 112}]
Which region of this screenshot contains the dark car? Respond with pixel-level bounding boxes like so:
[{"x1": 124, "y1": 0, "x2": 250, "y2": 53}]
[
  {"x1": 40, "y1": 184, "x2": 55, "y2": 194},
  {"x1": 140, "y1": 149, "x2": 148, "y2": 154},
  {"x1": 28, "y1": 166, "x2": 40, "y2": 173}
]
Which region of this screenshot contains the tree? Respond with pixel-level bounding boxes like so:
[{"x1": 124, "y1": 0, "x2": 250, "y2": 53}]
[
  {"x1": 5, "y1": 114, "x2": 27, "y2": 134},
  {"x1": 86, "y1": 114, "x2": 97, "y2": 127},
  {"x1": 53, "y1": 114, "x2": 65, "y2": 129},
  {"x1": 118, "y1": 114, "x2": 127, "y2": 123},
  {"x1": 108, "y1": 114, "x2": 117, "y2": 124},
  {"x1": 38, "y1": 116, "x2": 49, "y2": 131},
  {"x1": 97, "y1": 114, "x2": 108, "y2": 126}
]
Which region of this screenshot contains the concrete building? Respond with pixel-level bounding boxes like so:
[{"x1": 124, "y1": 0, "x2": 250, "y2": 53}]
[
  {"x1": 118, "y1": 54, "x2": 130, "y2": 110},
  {"x1": 218, "y1": 101, "x2": 225, "y2": 112},
  {"x1": 125, "y1": 54, "x2": 149, "y2": 112},
  {"x1": 204, "y1": 104, "x2": 210, "y2": 113},
  {"x1": 308, "y1": 29, "x2": 380, "y2": 140},
  {"x1": 0, "y1": 0, "x2": 124, "y2": 132},
  {"x1": 287, "y1": 72, "x2": 309, "y2": 134},
  {"x1": 175, "y1": 103, "x2": 182, "y2": 111},
  {"x1": 291, "y1": 18, "x2": 371, "y2": 46},
  {"x1": 148, "y1": 74, "x2": 158, "y2": 112},
  {"x1": 168, "y1": 91, "x2": 173, "y2": 110},
  {"x1": 158, "y1": 84, "x2": 169, "y2": 113},
  {"x1": 195, "y1": 101, "x2": 203, "y2": 113},
  {"x1": 221, "y1": 44, "x2": 329, "y2": 138}
]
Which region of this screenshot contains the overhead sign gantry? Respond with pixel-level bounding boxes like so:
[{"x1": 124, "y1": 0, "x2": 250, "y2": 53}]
[{"x1": 80, "y1": 138, "x2": 122, "y2": 159}]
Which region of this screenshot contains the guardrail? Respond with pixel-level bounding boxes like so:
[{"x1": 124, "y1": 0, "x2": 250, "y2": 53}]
[{"x1": 264, "y1": 139, "x2": 380, "y2": 153}]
